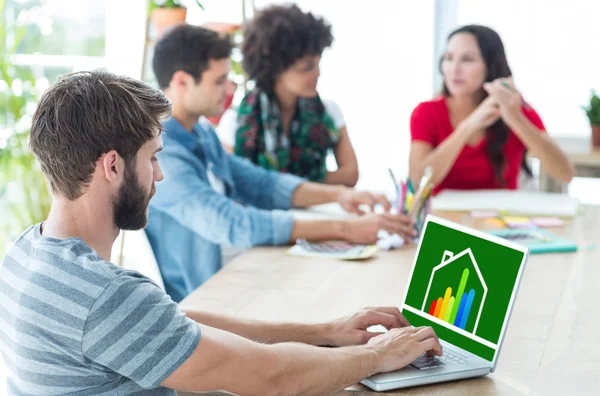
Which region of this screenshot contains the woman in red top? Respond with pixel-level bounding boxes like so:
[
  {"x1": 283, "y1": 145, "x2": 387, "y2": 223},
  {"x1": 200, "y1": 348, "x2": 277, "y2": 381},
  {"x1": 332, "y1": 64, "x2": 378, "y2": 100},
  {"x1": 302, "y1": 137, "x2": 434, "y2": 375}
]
[{"x1": 409, "y1": 25, "x2": 574, "y2": 194}]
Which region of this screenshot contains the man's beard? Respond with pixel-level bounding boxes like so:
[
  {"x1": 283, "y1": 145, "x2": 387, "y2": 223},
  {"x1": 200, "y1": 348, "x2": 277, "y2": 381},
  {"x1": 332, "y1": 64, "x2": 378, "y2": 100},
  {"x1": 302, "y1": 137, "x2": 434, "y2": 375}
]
[{"x1": 112, "y1": 164, "x2": 155, "y2": 231}]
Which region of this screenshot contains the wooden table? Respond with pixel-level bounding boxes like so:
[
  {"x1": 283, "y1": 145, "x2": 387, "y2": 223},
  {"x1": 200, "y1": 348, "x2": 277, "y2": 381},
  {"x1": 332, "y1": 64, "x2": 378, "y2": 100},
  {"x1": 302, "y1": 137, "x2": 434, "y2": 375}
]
[
  {"x1": 539, "y1": 136, "x2": 600, "y2": 192},
  {"x1": 179, "y1": 208, "x2": 600, "y2": 395}
]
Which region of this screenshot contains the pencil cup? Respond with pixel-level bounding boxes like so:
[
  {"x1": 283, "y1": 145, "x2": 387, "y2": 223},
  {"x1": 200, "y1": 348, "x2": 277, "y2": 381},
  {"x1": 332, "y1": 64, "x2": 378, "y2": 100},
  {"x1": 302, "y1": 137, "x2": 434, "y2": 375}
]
[{"x1": 413, "y1": 195, "x2": 432, "y2": 241}]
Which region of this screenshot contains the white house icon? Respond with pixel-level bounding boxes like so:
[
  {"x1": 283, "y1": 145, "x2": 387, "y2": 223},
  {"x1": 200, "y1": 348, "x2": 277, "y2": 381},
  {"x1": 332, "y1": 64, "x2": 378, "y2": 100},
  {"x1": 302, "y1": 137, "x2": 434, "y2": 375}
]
[{"x1": 421, "y1": 249, "x2": 488, "y2": 334}]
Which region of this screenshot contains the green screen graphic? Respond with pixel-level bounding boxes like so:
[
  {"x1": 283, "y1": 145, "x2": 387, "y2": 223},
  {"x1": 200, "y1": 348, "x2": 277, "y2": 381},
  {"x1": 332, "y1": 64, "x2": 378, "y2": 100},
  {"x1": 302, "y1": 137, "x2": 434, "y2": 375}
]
[{"x1": 403, "y1": 221, "x2": 525, "y2": 361}]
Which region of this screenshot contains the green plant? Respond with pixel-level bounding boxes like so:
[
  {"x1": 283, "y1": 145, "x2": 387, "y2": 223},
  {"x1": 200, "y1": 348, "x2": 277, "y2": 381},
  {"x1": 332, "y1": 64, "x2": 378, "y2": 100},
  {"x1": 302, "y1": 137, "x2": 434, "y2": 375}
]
[
  {"x1": 149, "y1": 0, "x2": 204, "y2": 12},
  {"x1": 582, "y1": 90, "x2": 600, "y2": 126},
  {"x1": 0, "y1": 0, "x2": 52, "y2": 256}
]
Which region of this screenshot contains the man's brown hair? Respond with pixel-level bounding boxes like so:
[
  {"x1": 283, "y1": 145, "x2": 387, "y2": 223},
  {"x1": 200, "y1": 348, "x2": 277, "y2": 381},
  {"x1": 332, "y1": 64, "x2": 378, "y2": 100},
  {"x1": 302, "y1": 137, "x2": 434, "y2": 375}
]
[
  {"x1": 30, "y1": 70, "x2": 171, "y2": 200},
  {"x1": 152, "y1": 24, "x2": 233, "y2": 90}
]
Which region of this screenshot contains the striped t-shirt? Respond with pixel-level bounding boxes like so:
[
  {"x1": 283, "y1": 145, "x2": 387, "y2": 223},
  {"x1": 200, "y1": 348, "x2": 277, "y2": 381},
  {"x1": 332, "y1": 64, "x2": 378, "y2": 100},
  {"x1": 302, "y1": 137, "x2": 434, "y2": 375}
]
[{"x1": 0, "y1": 224, "x2": 201, "y2": 395}]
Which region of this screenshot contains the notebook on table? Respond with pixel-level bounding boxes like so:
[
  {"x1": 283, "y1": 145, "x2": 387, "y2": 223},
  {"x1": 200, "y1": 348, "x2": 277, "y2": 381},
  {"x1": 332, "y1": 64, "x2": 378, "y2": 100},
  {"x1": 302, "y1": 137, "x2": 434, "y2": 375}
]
[{"x1": 432, "y1": 190, "x2": 580, "y2": 218}]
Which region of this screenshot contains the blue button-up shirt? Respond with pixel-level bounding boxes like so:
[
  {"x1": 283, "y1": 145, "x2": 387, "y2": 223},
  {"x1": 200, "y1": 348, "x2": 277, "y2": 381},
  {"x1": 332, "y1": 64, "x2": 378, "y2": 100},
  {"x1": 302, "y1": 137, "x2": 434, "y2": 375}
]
[{"x1": 146, "y1": 118, "x2": 304, "y2": 302}]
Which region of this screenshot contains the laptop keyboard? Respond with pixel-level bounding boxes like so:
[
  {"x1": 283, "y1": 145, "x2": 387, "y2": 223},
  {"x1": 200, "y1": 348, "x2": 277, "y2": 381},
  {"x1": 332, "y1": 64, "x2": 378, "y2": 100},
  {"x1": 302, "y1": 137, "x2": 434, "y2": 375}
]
[{"x1": 410, "y1": 350, "x2": 467, "y2": 370}]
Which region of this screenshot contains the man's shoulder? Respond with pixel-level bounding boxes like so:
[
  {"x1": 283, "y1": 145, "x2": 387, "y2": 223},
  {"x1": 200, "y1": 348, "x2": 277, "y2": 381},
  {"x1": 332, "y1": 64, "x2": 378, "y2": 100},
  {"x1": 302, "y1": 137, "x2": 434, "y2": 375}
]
[
  {"x1": 160, "y1": 117, "x2": 221, "y2": 154},
  {"x1": 31, "y1": 236, "x2": 163, "y2": 305},
  {"x1": 197, "y1": 117, "x2": 225, "y2": 148},
  {"x1": 32, "y1": 234, "x2": 124, "y2": 286},
  {"x1": 0, "y1": 226, "x2": 155, "y2": 314}
]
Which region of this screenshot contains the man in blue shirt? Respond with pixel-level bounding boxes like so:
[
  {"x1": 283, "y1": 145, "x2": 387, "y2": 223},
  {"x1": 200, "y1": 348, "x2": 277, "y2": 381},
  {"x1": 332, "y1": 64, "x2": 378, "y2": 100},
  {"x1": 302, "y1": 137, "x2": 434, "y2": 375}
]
[{"x1": 147, "y1": 24, "x2": 415, "y2": 302}]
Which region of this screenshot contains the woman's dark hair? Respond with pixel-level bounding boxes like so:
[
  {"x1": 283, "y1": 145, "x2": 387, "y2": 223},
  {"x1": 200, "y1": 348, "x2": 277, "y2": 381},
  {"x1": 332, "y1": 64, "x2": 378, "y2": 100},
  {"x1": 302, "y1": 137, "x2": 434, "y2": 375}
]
[
  {"x1": 441, "y1": 25, "x2": 531, "y2": 184},
  {"x1": 241, "y1": 4, "x2": 333, "y2": 93}
]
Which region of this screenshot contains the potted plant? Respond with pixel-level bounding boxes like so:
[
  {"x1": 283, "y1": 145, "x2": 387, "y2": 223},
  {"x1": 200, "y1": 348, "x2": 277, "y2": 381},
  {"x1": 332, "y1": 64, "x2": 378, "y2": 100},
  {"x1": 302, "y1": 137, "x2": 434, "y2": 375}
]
[
  {"x1": 149, "y1": 0, "x2": 204, "y2": 38},
  {"x1": 582, "y1": 90, "x2": 600, "y2": 147}
]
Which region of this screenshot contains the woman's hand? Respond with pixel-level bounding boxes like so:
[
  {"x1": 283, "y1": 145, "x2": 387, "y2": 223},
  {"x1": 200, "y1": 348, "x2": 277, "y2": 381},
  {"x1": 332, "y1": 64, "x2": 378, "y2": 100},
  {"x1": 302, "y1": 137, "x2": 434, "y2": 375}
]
[
  {"x1": 461, "y1": 95, "x2": 502, "y2": 135},
  {"x1": 483, "y1": 77, "x2": 524, "y2": 126}
]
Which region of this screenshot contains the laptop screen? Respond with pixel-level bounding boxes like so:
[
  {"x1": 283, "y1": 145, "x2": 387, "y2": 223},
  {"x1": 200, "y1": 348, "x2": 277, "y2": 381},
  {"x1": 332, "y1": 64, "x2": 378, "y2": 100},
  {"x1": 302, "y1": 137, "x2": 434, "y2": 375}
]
[{"x1": 401, "y1": 216, "x2": 528, "y2": 362}]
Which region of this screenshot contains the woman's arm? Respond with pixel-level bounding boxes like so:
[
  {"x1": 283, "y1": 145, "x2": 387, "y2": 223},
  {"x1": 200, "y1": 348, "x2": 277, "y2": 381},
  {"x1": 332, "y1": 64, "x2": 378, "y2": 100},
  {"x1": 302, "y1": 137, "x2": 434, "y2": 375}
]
[
  {"x1": 484, "y1": 79, "x2": 575, "y2": 183},
  {"x1": 325, "y1": 126, "x2": 359, "y2": 187},
  {"x1": 506, "y1": 113, "x2": 574, "y2": 183},
  {"x1": 410, "y1": 97, "x2": 501, "y2": 185},
  {"x1": 409, "y1": 122, "x2": 473, "y2": 186}
]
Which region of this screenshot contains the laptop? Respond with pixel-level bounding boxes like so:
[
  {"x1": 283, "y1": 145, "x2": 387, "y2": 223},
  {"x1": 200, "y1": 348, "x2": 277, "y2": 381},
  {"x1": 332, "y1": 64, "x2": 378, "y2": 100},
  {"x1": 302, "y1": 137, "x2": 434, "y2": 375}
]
[{"x1": 361, "y1": 215, "x2": 529, "y2": 391}]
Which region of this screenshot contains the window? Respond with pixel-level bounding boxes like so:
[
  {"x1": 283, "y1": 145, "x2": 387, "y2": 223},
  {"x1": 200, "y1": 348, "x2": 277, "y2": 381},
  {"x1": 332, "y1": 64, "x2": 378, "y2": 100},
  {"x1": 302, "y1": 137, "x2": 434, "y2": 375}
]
[{"x1": 6, "y1": 0, "x2": 106, "y2": 82}]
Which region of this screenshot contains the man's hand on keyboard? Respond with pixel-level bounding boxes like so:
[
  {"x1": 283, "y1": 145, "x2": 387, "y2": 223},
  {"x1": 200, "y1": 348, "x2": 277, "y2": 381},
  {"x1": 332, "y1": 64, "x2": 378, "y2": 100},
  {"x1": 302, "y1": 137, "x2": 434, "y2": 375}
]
[
  {"x1": 323, "y1": 307, "x2": 411, "y2": 347},
  {"x1": 367, "y1": 326, "x2": 443, "y2": 373}
]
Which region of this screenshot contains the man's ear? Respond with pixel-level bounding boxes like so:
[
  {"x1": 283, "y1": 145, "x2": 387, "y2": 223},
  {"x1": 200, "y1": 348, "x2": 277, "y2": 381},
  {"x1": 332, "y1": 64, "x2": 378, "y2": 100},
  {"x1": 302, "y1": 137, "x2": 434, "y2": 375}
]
[
  {"x1": 99, "y1": 150, "x2": 124, "y2": 183},
  {"x1": 171, "y1": 70, "x2": 193, "y2": 91}
]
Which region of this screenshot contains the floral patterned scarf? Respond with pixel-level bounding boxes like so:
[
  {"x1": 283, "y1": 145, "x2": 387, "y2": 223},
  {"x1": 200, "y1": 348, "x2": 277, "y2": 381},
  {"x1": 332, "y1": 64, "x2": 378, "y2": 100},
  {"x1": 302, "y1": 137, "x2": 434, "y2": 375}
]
[{"x1": 234, "y1": 89, "x2": 340, "y2": 182}]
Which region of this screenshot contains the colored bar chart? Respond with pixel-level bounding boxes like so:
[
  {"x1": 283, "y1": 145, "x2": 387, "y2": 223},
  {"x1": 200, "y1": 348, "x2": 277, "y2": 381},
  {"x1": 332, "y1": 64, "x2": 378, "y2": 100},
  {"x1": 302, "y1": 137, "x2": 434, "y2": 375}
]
[{"x1": 426, "y1": 268, "x2": 477, "y2": 330}]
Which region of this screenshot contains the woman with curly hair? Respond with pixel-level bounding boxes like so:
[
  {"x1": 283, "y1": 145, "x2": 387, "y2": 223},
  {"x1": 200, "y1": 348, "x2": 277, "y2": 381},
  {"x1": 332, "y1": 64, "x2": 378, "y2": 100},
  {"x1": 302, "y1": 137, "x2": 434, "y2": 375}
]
[{"x1": 229, "y1": 4, "x2": 359, "y2": 186}]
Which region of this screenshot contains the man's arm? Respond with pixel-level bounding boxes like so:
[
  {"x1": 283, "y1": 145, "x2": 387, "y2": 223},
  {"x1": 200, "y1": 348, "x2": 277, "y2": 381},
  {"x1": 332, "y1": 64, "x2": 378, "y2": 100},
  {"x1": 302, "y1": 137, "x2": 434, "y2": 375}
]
[
  {"x1": 228, "y1": 154, "x2": 392, "y2": 213},
  {"x1": 156, "y1": 150, "x2": 294, "y2": 247},
  {"x1": 180, "y1": 307, "x2": 410, "y2": 346},
  {"x1": 228, "y1": 154, "x2": 304, "y2": 211},
  {"x1": 291, "y1": 183, "x2": 345, "y2": 207},
  {"x1": 162, "y1": 324, "x2": 442, "y2": 396},
  {"x1": 182, "y1": 310, "x2": 329, "y2": 345},
  {"x1": 291, "y1": 183, "x2": 393, "y2": 215},
  {"x1": 291, "y1": 213, "x2": 417, "y2": 244},
  {"x1": 229, "y1": 153, "x2": 354, "y2": 210},
  {"x1": 158, "y1": 150, "x2": 413, "y2": 247}
]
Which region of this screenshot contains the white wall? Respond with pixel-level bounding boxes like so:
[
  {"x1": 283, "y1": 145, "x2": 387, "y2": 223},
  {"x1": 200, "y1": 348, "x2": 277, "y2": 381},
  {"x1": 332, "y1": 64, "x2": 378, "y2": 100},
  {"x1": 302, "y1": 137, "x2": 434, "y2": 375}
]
[
  {"x1": 456, "y1": 0, "x2": 600, "y2": 138},
  {"x1": 186, "y1": 0, "x2": 246, "y2": 23},
  {"x1": 105, "y1": 0, "x2": 146, "y2": 78}
]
